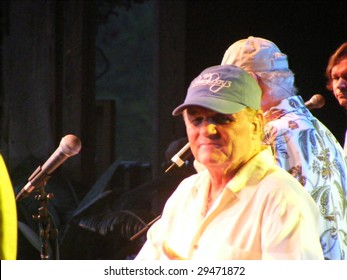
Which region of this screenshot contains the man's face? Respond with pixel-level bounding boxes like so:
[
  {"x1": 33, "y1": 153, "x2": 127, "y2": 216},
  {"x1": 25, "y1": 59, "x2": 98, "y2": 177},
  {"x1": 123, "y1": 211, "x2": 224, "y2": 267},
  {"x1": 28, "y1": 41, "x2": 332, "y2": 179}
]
[
  {"x1": 184, "y1": 106, "x2": 259, "y2": 172},
  {"x1": 331, "y1": 57, "x2": 347, "y2": 110}
]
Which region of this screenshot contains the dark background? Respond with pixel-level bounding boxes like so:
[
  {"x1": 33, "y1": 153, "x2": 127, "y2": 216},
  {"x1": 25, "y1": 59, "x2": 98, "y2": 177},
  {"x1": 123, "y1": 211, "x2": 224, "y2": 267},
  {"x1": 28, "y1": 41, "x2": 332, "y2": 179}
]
[
  {"x1": 184, "y1": 1, "x2": 347, "y2": 145},
  {"x1": 2, "y1": 0, "x2": 346, "y2": 191}
]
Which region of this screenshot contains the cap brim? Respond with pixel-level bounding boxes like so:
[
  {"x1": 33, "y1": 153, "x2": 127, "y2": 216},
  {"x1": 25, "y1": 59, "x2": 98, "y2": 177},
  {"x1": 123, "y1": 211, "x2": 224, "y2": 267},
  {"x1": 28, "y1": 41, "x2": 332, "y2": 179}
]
[{"x1": 172, "y1": 97, "x2": 246, "y2": 116}]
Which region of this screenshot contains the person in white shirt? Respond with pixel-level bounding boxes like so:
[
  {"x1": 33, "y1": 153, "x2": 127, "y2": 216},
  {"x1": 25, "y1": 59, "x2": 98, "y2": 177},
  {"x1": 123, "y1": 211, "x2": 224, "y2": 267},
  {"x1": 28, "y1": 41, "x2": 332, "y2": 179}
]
[
  {"x1": 135, "y1": 64, "x2": 324, "y2": 260},
  {"x1": 222, "y1": 36, "x2": 347, "y2": 260}
]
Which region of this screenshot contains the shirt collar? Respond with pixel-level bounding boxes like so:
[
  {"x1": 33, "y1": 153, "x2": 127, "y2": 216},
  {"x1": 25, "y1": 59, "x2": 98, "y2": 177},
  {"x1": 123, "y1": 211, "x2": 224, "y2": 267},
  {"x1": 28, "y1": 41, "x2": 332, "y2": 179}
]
[
  {"x1": 225, "y1": 147, "x2": 275, "y2": 193},
  {"x1": 264, "y1": 95, "x2": 305, "y2": 122}
]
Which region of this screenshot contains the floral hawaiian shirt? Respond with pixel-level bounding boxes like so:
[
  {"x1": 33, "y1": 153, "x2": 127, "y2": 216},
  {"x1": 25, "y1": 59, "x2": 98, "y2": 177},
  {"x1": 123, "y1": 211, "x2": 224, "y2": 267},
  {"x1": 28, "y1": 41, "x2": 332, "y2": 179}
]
[{"x1": 263, "y1": 95, "x2": 347, "y2": 260}]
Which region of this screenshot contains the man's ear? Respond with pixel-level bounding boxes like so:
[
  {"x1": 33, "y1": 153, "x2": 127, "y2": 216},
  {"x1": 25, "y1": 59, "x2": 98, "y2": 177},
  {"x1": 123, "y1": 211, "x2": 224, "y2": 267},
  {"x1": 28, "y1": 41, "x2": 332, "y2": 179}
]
[{"x1": 252, "y1": 111, "x2": 264, "y2": 138}]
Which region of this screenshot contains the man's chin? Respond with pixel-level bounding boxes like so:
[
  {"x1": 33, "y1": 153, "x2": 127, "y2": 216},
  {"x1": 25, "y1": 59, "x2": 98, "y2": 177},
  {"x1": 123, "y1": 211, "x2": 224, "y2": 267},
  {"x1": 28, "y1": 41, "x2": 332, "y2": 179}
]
[
  {"x1": 198, "y1": 157, "x2": 224, "y2": 168},
  {"x1": 337, "y1": 95, "x2": 347, "y2": 109},
  {"x1": 339, "y1": 100, "x2": 347, "y2": 110}
]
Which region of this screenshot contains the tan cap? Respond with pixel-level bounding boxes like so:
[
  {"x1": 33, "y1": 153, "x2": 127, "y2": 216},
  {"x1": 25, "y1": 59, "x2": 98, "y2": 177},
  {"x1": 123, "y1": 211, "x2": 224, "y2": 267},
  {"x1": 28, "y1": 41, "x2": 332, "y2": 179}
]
[{"x1": 221, "y1": 36, "x2": 289, "y2": 72}]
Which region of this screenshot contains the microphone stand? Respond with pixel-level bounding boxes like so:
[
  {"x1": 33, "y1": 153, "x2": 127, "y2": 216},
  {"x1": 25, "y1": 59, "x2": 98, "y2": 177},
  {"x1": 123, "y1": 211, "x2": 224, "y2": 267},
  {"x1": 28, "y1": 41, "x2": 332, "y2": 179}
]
[
  {"x1": 31, "y1": 182, "x2": 59, "y2": 260},
  {"x1": 130, "y1": 142, "x2": 192, "y2": 242},
  {"x1": 129, "y1": 215, "x2": 161, "y2": 241}
]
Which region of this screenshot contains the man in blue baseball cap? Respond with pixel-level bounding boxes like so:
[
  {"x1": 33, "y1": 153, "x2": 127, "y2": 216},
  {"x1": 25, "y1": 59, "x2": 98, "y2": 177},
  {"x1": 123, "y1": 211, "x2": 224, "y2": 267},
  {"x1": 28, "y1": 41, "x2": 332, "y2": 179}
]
[{"x1": 135, "y1": 64, "x2": 324, "y2": 260}]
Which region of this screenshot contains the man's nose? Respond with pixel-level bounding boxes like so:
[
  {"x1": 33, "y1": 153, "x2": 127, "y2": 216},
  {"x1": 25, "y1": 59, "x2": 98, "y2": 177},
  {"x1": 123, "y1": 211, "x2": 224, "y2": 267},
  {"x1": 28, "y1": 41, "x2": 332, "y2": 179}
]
[
  {"x1": 337, "y1": 77, "x2": 347, "y2": 89},
  {"x1": 201, "y1": 122, "x2": 217, "y2": 136}
]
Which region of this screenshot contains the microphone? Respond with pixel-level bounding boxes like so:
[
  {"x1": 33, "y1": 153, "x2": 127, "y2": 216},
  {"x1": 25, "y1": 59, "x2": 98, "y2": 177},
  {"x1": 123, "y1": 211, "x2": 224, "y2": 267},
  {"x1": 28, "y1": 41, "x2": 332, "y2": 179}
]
[
  {"x1": 305, "y1": 94, "x2": 325, "y2": 110},
  {"x1": 165, "y1": 142, "x2": 191, "y2": 173},
  {"x1": 16, "y1": 134, "x2": 82, "y2": 201}
]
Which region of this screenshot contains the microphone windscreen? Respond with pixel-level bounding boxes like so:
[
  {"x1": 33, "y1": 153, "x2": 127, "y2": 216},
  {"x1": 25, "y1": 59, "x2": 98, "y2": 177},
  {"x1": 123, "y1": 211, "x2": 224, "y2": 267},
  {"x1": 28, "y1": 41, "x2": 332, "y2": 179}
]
[
  {"x1": 311, "y1": 94, "x2": 325, "y2": 108},
  {"x1": 60, "y1": 134, "x2": 82, "y2": 156},
  {"x1": 305, "y1": 94, "x2": 325, "y2": 110}
]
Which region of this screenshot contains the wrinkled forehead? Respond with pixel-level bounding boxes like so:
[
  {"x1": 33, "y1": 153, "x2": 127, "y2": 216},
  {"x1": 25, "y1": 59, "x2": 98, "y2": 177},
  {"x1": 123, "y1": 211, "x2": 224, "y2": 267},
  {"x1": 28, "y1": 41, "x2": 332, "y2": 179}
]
[
  {"x1": 183, "y1": 106, "x2": 250, "y2": 122},
  {"x1": 184, "y1": 105, "x2": 241, "y2": 116},
  {"x1": 187, "y1": 106, "x2": 222, "y2": 114}
]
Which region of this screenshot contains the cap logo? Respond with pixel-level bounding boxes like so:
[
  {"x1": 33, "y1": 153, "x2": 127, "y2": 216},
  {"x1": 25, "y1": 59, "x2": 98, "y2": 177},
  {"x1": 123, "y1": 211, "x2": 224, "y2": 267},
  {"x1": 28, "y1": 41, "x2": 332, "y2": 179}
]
[{"x1": 191, "y1": 72, "x2": 232, "y2": 93}]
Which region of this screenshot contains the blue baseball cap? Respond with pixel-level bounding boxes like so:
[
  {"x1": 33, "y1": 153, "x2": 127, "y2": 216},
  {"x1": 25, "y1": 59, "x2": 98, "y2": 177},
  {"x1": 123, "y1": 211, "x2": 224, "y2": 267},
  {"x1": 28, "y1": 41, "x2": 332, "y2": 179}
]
[{"x1": 172, "y1": 64, "x2": 262, "y2": 116}]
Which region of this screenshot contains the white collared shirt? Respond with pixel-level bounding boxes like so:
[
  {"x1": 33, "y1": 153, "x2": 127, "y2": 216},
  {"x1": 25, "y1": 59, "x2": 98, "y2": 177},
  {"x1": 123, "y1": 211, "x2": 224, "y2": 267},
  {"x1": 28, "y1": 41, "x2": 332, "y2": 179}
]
[{"x1": 135, "y1": 148, "x2": 324, "y2": 260}]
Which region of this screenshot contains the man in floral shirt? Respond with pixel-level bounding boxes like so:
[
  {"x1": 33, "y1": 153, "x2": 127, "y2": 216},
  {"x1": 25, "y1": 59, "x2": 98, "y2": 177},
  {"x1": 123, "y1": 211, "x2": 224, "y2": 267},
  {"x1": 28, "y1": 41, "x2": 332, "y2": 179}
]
[{"x1": 222, "y1": 36, "x2": 347, "y2": 260}]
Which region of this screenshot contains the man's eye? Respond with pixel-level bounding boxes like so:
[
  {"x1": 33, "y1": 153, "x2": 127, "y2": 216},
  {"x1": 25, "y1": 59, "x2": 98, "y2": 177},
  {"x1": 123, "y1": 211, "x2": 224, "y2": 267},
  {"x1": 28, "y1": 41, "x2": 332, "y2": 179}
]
[
  {"x1": 213, "y1": 115, "x2": 231, "y2": 124},
  {"x1": 191, "y1": 116, "x2": 203, "y2": 124}
]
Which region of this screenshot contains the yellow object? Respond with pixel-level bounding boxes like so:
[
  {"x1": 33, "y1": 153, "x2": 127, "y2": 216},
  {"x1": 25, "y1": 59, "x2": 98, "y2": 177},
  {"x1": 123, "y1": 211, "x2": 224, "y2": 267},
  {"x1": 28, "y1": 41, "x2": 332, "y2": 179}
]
[{"x1": 0, "y1": 154, "x2": 17, "y2": 260}]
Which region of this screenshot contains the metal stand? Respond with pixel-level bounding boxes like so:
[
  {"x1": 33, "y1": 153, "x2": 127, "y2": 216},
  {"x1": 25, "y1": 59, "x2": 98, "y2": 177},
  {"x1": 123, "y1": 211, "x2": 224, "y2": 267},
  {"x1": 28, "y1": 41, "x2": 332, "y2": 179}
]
[
  {"x1": 130, "y1": 141, "x2": 191, "y2": 241},
  {"x1": 129, "y1": 215, "x2": 161, "y2": 241},
  {"x1": 32, "y1": 184, "x2": 59, "y2": 260}
]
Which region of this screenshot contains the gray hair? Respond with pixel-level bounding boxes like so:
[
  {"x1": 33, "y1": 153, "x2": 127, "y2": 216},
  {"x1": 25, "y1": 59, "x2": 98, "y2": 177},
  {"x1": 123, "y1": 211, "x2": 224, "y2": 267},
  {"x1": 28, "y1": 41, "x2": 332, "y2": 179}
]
[{"x1": 256, "y1": 70, "x2": 298, "y2": 98}]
